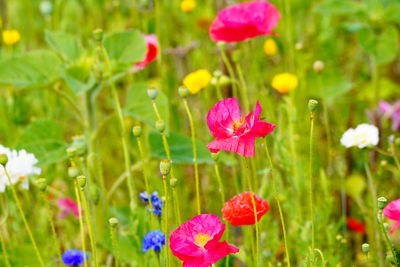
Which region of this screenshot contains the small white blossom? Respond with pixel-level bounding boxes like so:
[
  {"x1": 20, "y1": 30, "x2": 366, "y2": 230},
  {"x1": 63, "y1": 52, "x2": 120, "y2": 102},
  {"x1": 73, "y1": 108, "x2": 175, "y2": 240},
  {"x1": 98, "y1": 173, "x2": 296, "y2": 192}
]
[
  {"x1": 0, "y1": 145, "x2": 41, "y2": 192},
  {"x1": 340, "y1": 124, "x2": 379, "y2": 149}
]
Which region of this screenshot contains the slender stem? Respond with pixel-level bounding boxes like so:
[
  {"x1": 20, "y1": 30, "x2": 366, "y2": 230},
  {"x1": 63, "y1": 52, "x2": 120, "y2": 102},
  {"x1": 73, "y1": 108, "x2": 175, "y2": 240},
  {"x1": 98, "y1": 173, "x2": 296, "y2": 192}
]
[
  {"x1": 41, "y1": 192, "x2": 62, "y2": 260},
  {"x1": 318, "y1": 76, "x2": 332, "y2": 173},
  {"x1": 110, "y1": 225, "x2": 120, "y2": 267},
  {"x1": 220, "y1": 48, "x2": 238, "y2": 98},
  {"x1": 308, "y1": 111, "x2": 315, "y2": 263},
  {"x1": 215, "y1": 84, "x2": 223, "y2": 101},
  {"x1": 162, "y1": 177, "x2": 170, "y2": 267},
  {"x1": 182, "y1": 99, "x2": 201, "y2": 214},
  {"x1": 390, "y1": 143, "x2": 400, "y2": 172},
  {"x1": 80, "y1": 189, "x2": 98, "y2": 267},
  {"x1": 171, "y1": 188, "x2": 182, "y2": 225},
  {"x1": 264, "y1": 139, "x2": 291, "y2": 267},
  {"x1": 3, "y1": 167, "x2": 44, "y2": 267},
  {"x1": 235, "y1": 63, "x2": 250, "y2": 112},
  {"x1": 0, "y1": 227, "x2": 10, "y2": 267},
  {"x1": 74, "y1": 180, "x2": 88, "y2": 267},
  {"x1": 213, "y1": 161, "x2": 225, "y2": 205},
  {"x1": 378, "y1": 210, "x2": 398, "y2": 266}
]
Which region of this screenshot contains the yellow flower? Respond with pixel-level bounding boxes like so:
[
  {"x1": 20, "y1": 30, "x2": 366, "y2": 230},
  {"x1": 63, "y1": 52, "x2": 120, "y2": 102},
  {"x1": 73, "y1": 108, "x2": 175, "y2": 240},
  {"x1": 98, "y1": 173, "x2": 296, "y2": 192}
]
[
  {"x1": 181, "y1": 0, "x2": 196, "y2": 12},
  {"x1": 183, "y1": 69, "x2": 212, "y2": 94},
  {"x1": 271, "y1": 73, "x2": 298, "y2": 93},
  {"x1": 263, "y1": 38, "x2": 278, "y2": 56},
  {"x1": 2, "y1": 30, "x2": 21, "y2": 45}
]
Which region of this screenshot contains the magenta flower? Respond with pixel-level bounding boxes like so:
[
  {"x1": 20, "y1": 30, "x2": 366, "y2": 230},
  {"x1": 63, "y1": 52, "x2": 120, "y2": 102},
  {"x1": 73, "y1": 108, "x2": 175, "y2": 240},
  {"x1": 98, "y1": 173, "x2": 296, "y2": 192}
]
[
  {"x1": 383, "y1": 199, "x2": 400, "y2": 234},
  {"x1": 206, "y1": 98, "x2": 275, "y2": 157},
  {"x1": 57, "y1": 197, "x2": 80, "y2": 219},
  {"x1": 132, "y1": 34, "x2": 158, "y2": 72},
  {"x1": 379, "y1": 100, "x2": 400, "y2": 131},
  {"x1": 209, "y1": 0, "x2": 280, "y2": 42},
  {"x1": 170, "y1": 214, "x2": 239, "y2": 267}
]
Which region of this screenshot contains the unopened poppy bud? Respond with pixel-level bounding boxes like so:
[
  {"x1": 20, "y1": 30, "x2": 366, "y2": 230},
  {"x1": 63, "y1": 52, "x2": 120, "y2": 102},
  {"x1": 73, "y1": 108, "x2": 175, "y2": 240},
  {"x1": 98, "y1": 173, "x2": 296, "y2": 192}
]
[
  {"x1": 313, "y1": 60, "x2": 324, "y2": 73},
  {"x1": 77, "y1": 176, "x2": 87, "y2": 188},
  {"x1": 160, "y1": 160, "x2": 171, "y2": 176},
  {"x1": 295, "y1": 42, "x2": 303, "y2": 51},
  {"x1": 211, "y1": 152, "x2": 219, "y2": 161},
  {"x1": 378, "y1": 197, "x2": 387, "y2": 210},
  {"x1": 170, "y1": 178, "x2": 178, "y2": 187},
  {"x1": 90, "y1": 185, "x2": 100, "y2": 205},
  {"x1": 109, "y1": 217, "x2": 119, "y2": 228},
  {"x1": 178, "y1": 86, "x2": 190, "y2": 98},
  {"x1": 361, "y1": 243, "x2": 370, "y2": 254},
  {"x1": 92, "y1": 29, "x2": 104, "y2": 42},
  {"x1": 35, "y1": 178, "x2": 47, "y2": 192},
  {"x1": 0, "y1": 154, "x2": 8, "y2": 166},
  {"x1": 147, "y1": 88, "x2": 159, "y2": 100},
  {"x1": 132, "y1": 126, "x2": 142, "y2": 137},
  {"x1": 39, "y1": 0, "x2": 53, "y2": 16},
  {"x1": 156, "y1": 120, "x2": 166, "y2": 133},
  {"x1": 68, "y1": 166, "x2": 79, "y2": 179},
  {"x1": 308, "y1": 99, "x2": 319, "y2": 113},
  {"x1": 213, "y1": 70, "x2": 222, "y2": 78},
  {"x1": 218, "y1": 75, "x2": 230, "y2": 87}
]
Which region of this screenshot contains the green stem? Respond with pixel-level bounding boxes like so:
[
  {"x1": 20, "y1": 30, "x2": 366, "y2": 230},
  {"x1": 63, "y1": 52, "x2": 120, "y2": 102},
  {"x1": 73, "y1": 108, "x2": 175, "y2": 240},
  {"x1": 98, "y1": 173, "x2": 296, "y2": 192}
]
[
  {"x1": 215, "y1": 84, "x2": 223, "y2": 101},
  {"x1": 182, "y1": 99, "x2": 201, "y2": 214},
  {"x1": 309, "y1": 111, "x2": 315, "y2": 262},
  {"x1": 74, "y1": 180, "x2": 88, "y2": 267},
  {"x1": 220, "y1": 48, "x2": 238, "y2": 98},
  {"x1": 264, "y1": 139, "x2": 291, "y2": 267},
  {"x1": 110, "y1": 225, "x2": 120, "y2": 267},
  {"x1": 162, "y1": 177, "x2": 170, "y2": 267},
  {"x1": 213, "y1": 161, "x2": 225, "y2": 205},
  {"x1": 80, "y1": 189, "x2": 98, "y2": 267},
  {"x1": 378, "y1": 210, "x2": 399, "y2": 266},
  {"x1": 3, "y1": 168, "x2": 44, "y2": 267},
  {"x1": 0, "y1": 227, "x2": 10, "y2": 267},
  {"x1": 42, "y1": 191, "x2": 62, "y2": 260},
  {"x1": 235, "y1": 63, "x2": 250, "y2": 112}
]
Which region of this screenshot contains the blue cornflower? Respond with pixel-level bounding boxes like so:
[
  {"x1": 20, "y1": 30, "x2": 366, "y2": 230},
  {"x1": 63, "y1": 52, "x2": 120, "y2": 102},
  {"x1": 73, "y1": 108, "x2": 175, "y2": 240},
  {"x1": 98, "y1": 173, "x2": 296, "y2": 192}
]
[
  {"x1": 142, "y1": 230, "x2": 165, "y2": 252},
  {"x1": 139, "y1": 191, "x2": 163, "y2": 216},
  {"x1": 61, "y1": 249, "x2": 88, "y2": 266}
]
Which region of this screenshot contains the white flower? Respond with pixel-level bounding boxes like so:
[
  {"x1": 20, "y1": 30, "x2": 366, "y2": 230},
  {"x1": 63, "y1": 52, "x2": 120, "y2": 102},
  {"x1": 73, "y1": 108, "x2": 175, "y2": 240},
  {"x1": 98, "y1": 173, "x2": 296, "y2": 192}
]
[
  {"x1": 340, "y1": 124, "x2": 379, "y2": 149},
  {"x1": 0, "y1": 145, "x2": 41, "y2": 192}
]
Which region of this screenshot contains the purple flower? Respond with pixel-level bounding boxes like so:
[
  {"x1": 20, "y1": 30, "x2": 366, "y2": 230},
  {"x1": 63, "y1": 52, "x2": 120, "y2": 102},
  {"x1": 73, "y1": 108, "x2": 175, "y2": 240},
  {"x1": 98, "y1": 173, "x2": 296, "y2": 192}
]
[
  {"x1": 62, "y1": 249, "x2": 88, "y2": 266},
  {"x1": 379, "y1": 100, "x2": 400, "y2": 131},
  {"x1": 142, "y1": 230, "x2": 165, "y2": 252}
]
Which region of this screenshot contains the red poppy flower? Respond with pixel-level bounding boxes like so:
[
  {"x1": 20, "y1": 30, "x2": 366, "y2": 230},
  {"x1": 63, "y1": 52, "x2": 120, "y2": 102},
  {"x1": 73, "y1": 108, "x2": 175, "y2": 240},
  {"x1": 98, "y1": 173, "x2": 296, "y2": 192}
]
[
  {"x1": 222, "y1": 192, "x2": 269, "y2": 226},
  {"x1": 206, "y1": 98, "x2": 275, "y2": 157},
  {"x1": 209, "y1": 0, "x2": 280, "y2": 42},
  {"x1": 132, "y1": 34, "x2": 158, "y2": 72},
  {"x1": 347, "y1": 217, "x2": 366, "y2": 234}
]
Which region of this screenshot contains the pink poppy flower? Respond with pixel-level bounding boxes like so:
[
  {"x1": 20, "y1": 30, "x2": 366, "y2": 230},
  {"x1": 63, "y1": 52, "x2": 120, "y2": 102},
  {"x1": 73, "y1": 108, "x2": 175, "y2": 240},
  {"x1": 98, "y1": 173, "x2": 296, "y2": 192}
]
[
  {"x1": 132, "y1": 34, "x2": 158, "y2": 72},
  {"x1": 206, "y1": 98, "x2": 275, "y2": 157},
  {"x1": 57, "y1": 197, "x2": 80, "y2": 219},
  {"x1": 170, "y1": 214, "x2": 239, "y2": 267},
  {"x1": 383, "y1": 198, "x2": 400, "y2": 234},
  {"x1": 379, "y1": 100, "x2": 400, "y2": 131},
  {"x1": 209, "y1": 0, "x2": 280, "y2": 42}
]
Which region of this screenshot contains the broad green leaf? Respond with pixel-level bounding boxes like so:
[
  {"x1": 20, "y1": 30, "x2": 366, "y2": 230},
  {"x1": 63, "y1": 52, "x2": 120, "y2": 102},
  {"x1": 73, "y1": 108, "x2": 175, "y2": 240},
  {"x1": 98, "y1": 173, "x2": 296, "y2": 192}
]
[
  {"x1": 385, "y1": 3, "x2": 400, "y2": 23},
  {"x1": 149, "y1": 131, "x2": 235, "y2": 165},
  {"x1": 309, "y1": 72, "x2": 353, "y2": 102},
  {"x1": 103, "y1": 30, "x2": 147, "y2": 63},
  {"x1": 124, "y1": 83, "x2": 169, "y2": 128},
  {"x1": 63, "y1": 65, "x2": 96, "y2": 95},
  {"x1": 314, "y1": 0, "x2": 363, "y2": 15},
  {"x1": 17, "y1": 120, "x2": 68, "y2": 166},
  {"x1": 0, "y1": 50, "x2": 62, "y2": 88},
  {"x1": 45, "y1": 30, "x2": 81, "y2": 60}
]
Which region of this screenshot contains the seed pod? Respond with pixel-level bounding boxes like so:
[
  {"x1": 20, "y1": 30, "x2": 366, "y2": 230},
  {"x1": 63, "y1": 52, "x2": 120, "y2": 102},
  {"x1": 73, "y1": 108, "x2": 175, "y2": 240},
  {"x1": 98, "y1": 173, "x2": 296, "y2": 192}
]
[
  {"x1": 156, "y1": 120, "x2": 166, "y2": 133},
  {"x1": 378, "y1": 197, "x2": 388, "y2": 210},
  {"x1": 308, "y1": 99, "x2": 319, "y2": 113},
  {"x1": 147, "y1": 88, "x2": 159, "y2": 100},
  {"x1": 160, "y1": 160, "x2": 172, "y2": 176},
  {"x1": 132, "y1": 125, "x2": 142, "y2": 137},
  {"x1": 0, "y1": 154, "x2": 8, "y2": 166},
  {"x1": 178, "y1": 86, "x2": 190, "y2": 98}
]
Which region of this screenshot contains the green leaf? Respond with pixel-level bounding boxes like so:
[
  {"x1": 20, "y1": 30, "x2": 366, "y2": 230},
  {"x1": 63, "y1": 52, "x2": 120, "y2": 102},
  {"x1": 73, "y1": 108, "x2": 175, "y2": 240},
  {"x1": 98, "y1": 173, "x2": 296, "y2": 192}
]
[
  {"x1": 124, "y1": 83, "x2": 169, "y2": 128},
  {"x1": 103, "y1": 30, "x2": 147, "y2": 63},
  {"x1": 63, "y1": 65, "x2": 96, "y2": 95},
  {"x1": 310, "y1": 72, "x2": 353, "y2": 102},
  {"x1": 17, "y1": 120, "x2": 68, "y2": 166},
  {"x1": 149, "y1": 131, "x2": 235, "y2": 165},
  {"x1": 45, "y1": 30, "x2": 81, "y2": 60},
  {"x1": 0, "y1": 50, "x2": 62, "y2": 88},
  {"x1": 314, "y1": 0, "x2": 363, "y2": 15}
]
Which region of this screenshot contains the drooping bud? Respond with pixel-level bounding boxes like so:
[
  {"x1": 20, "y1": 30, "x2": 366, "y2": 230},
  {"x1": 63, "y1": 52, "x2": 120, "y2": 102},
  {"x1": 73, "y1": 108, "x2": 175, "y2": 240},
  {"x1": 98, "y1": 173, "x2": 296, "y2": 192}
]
[
  {"x1": 77, "y1": 176, "x2": 87, "y2": 188},
  {"x1": 109, "y1": 217, "x2": 119, "y2": 228},
  {"x1": 313, "y1": 60, "x2": 325, "y2": 74},
  {"x1": 0, "y1": 154, "x2": 8, "y2": 166},
  {"x1": 178, "y1": 86, "x2": 190, "y2": 98},
  {"x1": 361, "y1": 243, "x2": 370, "y2": 254},
  {"x1": 147, "y1": 87, "x2": 159, "y2": 100},
  {"x1": 92, "y1": 29, "x2": 104, "y2": 42},
  {"x1": 308, "y1": 99, "x2": 319, "y2": 113},
  {"x1": 156, "y1": 120, "x2": 166, "y2": 133},
  {"x1": 68, "y1": 166, "x2": 80, "y2": 179},
  {"x1": 132, "y1": 125, "x2": 142, "y2": 137},
  {"x1": 378, "y1": 197, "x2": 388, "y2": 210},
  {"x1": 35, "y1": 178, "x2": 47, "y2": 192},
  {"x1": 160, "y1": 160, "x2": 171, "y2": 176}
]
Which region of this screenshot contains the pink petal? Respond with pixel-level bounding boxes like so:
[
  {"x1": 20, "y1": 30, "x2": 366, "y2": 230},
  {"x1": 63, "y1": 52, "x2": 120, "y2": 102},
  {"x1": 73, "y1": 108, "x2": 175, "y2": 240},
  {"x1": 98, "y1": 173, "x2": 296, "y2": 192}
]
[
  {"x1": 207, "y1": 135, "x2": 256, "y2": 157},
  {"x1": 389, "y1": 221, "x2": 400, "y2": 234},
  {"x1": 383, "y1": 199, "x2": 400, "y2": 221},
  {"x1": 379, "y1": 100, "x2": 392, "y2": 114},
  {"x1": 132, "y1": 34, "x2": 158, "y2": 72},
  {"x1": 207, "y1": 98, "x2": 242, "y2": 138}
]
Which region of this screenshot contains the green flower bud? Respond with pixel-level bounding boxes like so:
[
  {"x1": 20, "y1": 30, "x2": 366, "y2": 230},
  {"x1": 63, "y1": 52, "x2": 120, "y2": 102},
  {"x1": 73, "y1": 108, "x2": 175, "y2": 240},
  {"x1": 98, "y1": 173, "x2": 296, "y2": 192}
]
[
  {"x1": 170, "y1": 178, "x2": 178, "y2": 187},
  {"x1": 160, "y1": 160, "x2": 171, "y2": 176},
  {"x1": 378, "y1": 197, "x2": 387, "y2": 210},
  {"x1": 132, "y1": 125, "x2": 142, "y2": 137},
  {"x1": 0, "y1": 154, "x2": 8, "y2": 166},
  {"x1": 77, "y1": 175, "x2": 87, "y2": 188},
  {"x1": 93, "y1": 29, "x2": 104, "y2": 42},
  {"x1": 147, "y1": 88, "x2": 159, "y2": 100},
  {"x1": 35, "y1": 178, "x2": 47, "y2": 192},
  {"x1": 178, "y1": 86, "x2": 190, "y2": 98},
  {"x1": 295, "y1": 42, "x2": 303, "y2": 51},
  {"x1": 68, "y1": 166, "x2": 80, "y2": 179},
  {"x1": 361, "y1": 243, "x2": 370, "y2": 254},
  {"x1": 109, "y1": 217, "x2": 119, "y2": 228},
  {"x1": 308, "y1": 99, "x2": 319, "y2": 113},
  {"x1": 313, "y1": 60, "x2": 324, "y2": 74},
  {"x1": 66, "y1": 147, "x2": 77, "y2": 158},
  {"x1": 156, "y1": 120, "x2": 166, "y2": 133}
]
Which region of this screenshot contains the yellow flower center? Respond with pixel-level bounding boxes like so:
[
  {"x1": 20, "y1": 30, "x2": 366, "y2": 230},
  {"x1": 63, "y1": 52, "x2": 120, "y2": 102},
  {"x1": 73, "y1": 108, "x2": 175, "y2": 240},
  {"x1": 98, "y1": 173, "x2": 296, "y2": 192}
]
[
  {"x1": 232, "y1": 118, "x2": 245, "y2": 131},
  {"x1": 195, "y1": 233, "x2": 212, "y2": 249}
]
